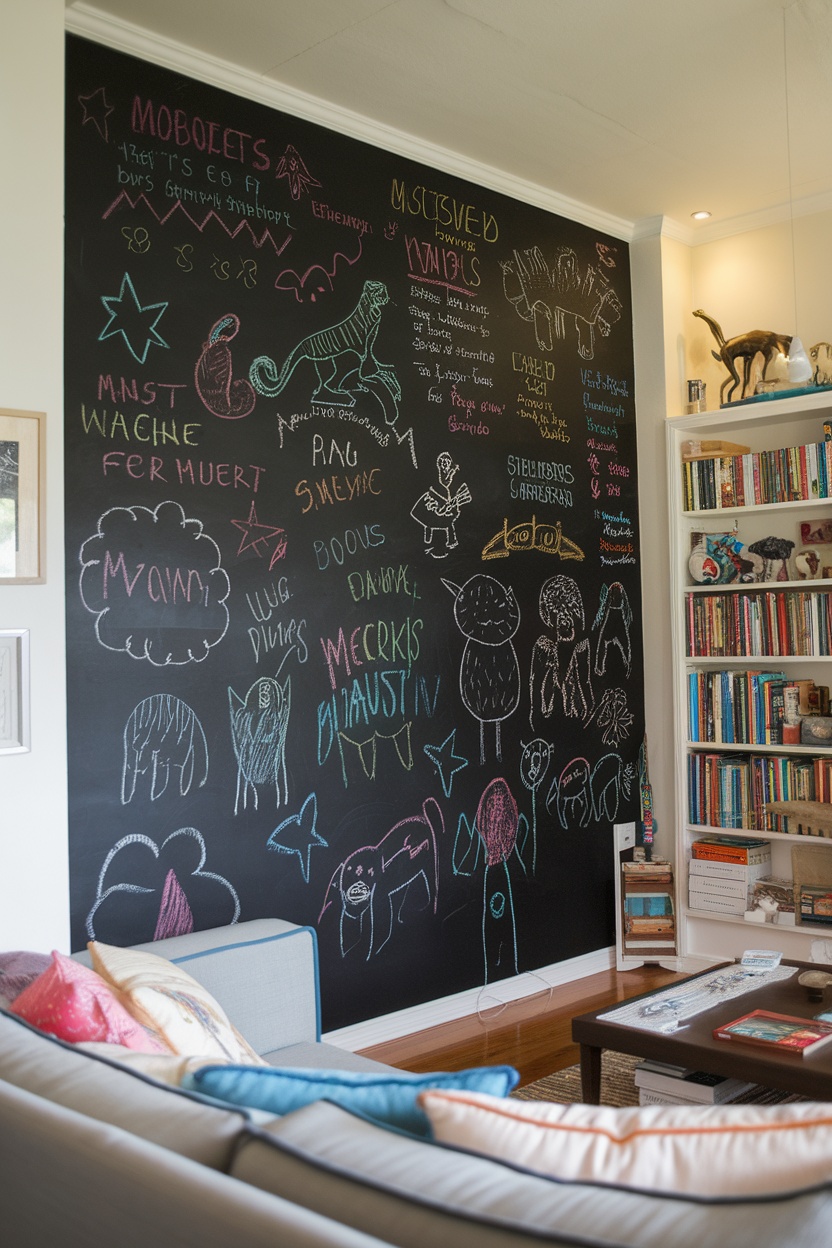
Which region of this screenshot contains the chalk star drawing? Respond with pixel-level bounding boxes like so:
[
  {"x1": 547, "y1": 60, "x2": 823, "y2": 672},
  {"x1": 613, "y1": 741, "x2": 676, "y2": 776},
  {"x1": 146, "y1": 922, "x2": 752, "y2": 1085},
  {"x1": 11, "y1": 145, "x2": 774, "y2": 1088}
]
[
  {"x1": 231, "y1": 501, "x2": 287, "y2": 568},
  {"x1": 99, "y1": 272, "x2": 168, "y2": 364},
  {"x1": 78, "y1": 87, "x2": 114, "y2": 141},
  {"x1": 423, "y1": 729, "x2": 469, "y2": 798},
  {"x1": 267, "y1": 793, "x2": 326, "y2": 883}
]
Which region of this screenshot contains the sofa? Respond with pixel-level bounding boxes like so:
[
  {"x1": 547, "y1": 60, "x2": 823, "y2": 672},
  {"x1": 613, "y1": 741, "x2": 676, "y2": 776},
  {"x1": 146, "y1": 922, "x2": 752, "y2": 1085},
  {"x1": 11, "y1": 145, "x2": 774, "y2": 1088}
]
[{"x1": 2, "y1": 918, "x2": 832, "y2": 1247}]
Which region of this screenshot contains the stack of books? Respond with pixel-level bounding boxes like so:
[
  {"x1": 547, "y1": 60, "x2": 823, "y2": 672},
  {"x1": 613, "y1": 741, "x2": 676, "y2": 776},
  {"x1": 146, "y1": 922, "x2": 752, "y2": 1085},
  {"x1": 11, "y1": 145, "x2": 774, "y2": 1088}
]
[
  {"x1": 688, "y1": 836, "x2": 771, "y2": 916},
  {"x1": 621, "y1": 859, "x2": 676, "y2": 958},
  {"x1": 635, "y1": 1059, "x2": 755, "y2": 1105}
]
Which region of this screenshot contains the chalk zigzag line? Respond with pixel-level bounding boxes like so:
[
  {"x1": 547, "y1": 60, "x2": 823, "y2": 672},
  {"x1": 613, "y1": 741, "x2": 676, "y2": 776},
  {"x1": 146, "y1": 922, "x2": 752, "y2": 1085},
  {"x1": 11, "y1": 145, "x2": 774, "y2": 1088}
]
[{"x1": 101, "y1": 192, "x2": 293, "y2": 256}]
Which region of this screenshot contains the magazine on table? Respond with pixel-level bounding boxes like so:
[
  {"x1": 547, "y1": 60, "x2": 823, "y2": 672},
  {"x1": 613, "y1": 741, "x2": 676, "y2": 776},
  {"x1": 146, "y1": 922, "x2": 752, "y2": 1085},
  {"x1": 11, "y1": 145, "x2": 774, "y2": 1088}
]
[{"x1": 713, "y1": 1009, "x2": 832, "y2": 1055}]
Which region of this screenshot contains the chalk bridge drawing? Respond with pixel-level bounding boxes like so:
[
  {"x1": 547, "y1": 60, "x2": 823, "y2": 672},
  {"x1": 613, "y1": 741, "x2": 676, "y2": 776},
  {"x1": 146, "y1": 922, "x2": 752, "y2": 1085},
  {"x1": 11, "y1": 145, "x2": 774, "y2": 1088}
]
[
  {"x1": 545, "y1": 752, "x2": 633, "y2": 830},
  {"x1": 482, "y1": 516, "x2": 584, "y2": 561},
  {"x1": 98, "y1": 271, "x2": 169, "y2": 365},
  {"x1": 121, "y1": 694, "x2": 208, "y2": 804},
  {"x1": 267, "y1": 793, "x2": 327, "y2": 883},
  {"x1": 78, "y1": 500, "x2": 230, "y2": 666},
  {"x1": 529, "y1": 575, "x2": 594, "y2": 728},
  {"x1": 318, "y1": 798, "x2": 443, "y2": 959},
  {"x1": 194, "y1": 313, "x2": 256, "y2": 419},
  {"x1": 501, "y1": 246, "x2": 622, "y2": 360},
  {"x1": 228, "y1": 672, "x2": 292, "y2": 814},
  {"x1": 443, "y1": 573, "x2": 521, "y2": 764},
  {"x1": 249, "y1": 279, "x2": 401, "y2": 417},
  {"x1": 454, "y1": 778, "x2": 528, "y2": 984},
  {"x1": 85, "y1": 826, "x2": 240, "y2": 945}
]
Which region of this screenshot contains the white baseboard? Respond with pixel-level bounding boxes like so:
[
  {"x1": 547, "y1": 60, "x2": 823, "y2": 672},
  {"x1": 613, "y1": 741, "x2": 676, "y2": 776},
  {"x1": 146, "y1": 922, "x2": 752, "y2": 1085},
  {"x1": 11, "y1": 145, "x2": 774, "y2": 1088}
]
[{"x1": 323, "y1": 947, "x2": 615, "y2": 1051}]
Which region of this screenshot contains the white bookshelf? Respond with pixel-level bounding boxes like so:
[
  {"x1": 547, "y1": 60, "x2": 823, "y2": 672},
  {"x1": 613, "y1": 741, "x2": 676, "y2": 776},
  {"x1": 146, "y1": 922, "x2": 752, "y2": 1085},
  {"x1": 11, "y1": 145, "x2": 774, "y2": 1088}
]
[{"x1": 666, "y1": 389, "x2": 832, "y2": 966}]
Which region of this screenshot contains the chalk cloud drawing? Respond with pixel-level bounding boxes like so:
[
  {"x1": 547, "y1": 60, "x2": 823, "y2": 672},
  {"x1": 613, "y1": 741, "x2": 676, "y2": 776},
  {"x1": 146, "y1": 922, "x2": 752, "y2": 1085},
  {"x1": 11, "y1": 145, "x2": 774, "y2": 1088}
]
[
  {"x1": 121, "y1": 694, "x2": 208, "y2": 804},
  {"x1": 267, "y1": 793, "x2": 327, "y2": 883},
  {"x1": 194, "y1": 313, "x2": 256, "y2": 419},
  {"x1": 501, "y1": 246, "x2": 622, "y2": 360},
  {"x1": 249, "y1": 279, "x2": 401, "y2": 422},
  {"x1": 454, "y1": 778, "x2": 528, "y2": 983},
  {"x1": 410, "y1": 452, "x2": 472, "y2": 558},
  {"x1": 442, "y1": 573, "x2": 521, "y2": 765},
  {"x1": 318, "y1": 798, "x2": 443, "y2": 959},
  {"x1": 228, "y1": 673, "x2": 291, "y2": 814},
  {"x1": 85, "y1": 826, "x2": 240, "y2": 944},
  {"x1": 79, "y1": 500, "x2": 230, "y2": 666}
]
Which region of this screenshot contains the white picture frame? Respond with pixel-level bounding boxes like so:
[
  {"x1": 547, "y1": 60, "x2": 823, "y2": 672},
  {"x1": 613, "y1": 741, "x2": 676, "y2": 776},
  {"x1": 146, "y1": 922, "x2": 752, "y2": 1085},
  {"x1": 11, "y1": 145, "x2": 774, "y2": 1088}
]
[
  {"x1": 0, "y1": 629, "x2": 31, "y2": 753},
  {"x1": 0, "y1": 408, "x2": 46, "y2": 583}
]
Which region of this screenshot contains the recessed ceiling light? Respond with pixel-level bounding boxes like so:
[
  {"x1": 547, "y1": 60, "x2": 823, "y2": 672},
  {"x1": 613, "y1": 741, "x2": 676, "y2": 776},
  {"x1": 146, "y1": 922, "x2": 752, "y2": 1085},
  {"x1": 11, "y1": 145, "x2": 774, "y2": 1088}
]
[{"x1": 691, "y1": 210, "x2": 711, "y2": 220}]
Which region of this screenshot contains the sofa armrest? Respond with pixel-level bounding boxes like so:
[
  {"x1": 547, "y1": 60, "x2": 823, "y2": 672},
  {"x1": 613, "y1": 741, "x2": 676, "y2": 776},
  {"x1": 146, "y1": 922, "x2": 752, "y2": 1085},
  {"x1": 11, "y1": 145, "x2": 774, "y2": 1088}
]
[{"x1": 76, "y1": 919, "x2": 321, "y2": 1056}]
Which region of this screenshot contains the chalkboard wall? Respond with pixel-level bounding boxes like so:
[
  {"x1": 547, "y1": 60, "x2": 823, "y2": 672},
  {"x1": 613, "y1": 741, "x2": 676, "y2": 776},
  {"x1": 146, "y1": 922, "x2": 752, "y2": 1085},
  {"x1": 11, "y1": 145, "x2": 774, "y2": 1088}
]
[{"x1": 64, "y1": 34, "x2": 644, "y2": 1030}]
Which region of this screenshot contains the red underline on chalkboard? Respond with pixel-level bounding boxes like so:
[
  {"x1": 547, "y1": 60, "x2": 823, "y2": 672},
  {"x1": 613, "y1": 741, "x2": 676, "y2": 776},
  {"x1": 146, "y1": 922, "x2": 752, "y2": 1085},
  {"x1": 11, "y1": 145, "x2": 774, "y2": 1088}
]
[{"x1": 102, "y1": 192, "x2": 293, "y2": 256}]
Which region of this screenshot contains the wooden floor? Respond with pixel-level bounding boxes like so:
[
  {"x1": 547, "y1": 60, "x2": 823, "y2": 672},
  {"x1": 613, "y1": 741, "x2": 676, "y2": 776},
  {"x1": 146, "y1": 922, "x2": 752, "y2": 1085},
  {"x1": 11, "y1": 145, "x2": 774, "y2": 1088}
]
[{"x1": 358, "y1": 963, "x2": 685, "y2": 1087}]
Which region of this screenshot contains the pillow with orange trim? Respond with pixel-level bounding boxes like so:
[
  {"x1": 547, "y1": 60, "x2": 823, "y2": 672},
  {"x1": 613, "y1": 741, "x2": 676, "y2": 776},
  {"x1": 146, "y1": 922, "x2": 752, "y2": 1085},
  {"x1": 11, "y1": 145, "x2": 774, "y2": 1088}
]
[
  {"x1": 89, "y1": 941, "x2": 265, "y2": 1064},
  {"x1": 419, "y1": 1089, "x2": 832, "y2": 1199},
  {"x1": 9, "y1": 950, "x2": 169, "y2": 1052}
]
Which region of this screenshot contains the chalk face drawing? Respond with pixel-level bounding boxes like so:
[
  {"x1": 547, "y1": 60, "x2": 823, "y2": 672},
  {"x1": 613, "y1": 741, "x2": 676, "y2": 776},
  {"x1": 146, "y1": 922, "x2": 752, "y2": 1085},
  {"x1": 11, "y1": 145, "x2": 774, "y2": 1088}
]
[
  {"x1": 228, "y1": 674, "x2": 292, "y2": 813},
  {"x1": 443, "y1": 573, "x2": 521, "y2": 764},
  {"x1": 267, "y1": 792, "x2": 327, "y2": 883},
  {"x1": 121, "y1": 694, "x2": 208, "y2": 804},
  {"x1": 194, "y1": 313, "x2": 256, "y2": 419},
  {"x1": 454, "y1": 778, "x2": 527, "y2": 983},
  {"x1": 249, "y1": 279, "x2": 401, "y2": 416},
  {"x1": 411, "y1": 452, "x2": 472, "y2": 558},
  {"x1": 319, "y1": 798, "x2": 443, "y2": 959},
  {"x1": 79, "y1": 501, "x2": 231, "y2": 666},
  {"x1": 86, "y1": 826, "x2": 240, "y2": 944},
  {"x1": 501, "y1": 246, "x2": 622, "y2": 360}
]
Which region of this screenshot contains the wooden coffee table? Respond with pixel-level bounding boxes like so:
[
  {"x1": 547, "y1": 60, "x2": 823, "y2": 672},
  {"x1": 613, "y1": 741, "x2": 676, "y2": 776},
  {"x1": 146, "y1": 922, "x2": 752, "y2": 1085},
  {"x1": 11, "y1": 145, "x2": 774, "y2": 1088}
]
[{"x1": 572, "y1": 958, "x2": 832, "y2": 1104}]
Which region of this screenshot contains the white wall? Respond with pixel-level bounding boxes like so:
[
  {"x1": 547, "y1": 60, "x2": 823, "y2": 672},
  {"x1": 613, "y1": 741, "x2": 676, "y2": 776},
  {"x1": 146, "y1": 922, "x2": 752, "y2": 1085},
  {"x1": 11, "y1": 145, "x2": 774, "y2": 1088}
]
[{"x1": 0, "y1": 0, "x2": 69, "y2": 951}]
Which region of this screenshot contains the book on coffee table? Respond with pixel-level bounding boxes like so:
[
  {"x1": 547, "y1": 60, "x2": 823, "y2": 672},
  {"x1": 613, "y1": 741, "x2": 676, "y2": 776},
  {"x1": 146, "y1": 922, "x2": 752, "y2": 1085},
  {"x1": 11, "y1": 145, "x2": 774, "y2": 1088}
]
[{"x1": 714, "y1": 1009, "x2": 832, "y2": 1055}]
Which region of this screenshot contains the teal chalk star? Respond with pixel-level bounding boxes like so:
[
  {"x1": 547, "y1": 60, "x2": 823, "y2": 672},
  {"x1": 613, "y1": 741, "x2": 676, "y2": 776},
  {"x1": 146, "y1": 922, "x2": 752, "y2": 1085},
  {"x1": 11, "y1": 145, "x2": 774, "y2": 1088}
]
[
  {"x1": 424, "y1": 729, "x2": 468, "y2": 798},
  {"x1": 99, "y1": 273, "x2": 169, "y2": 364},
  {"x1": 267, "y1": 793, "x2": 326, "y2": 883}
]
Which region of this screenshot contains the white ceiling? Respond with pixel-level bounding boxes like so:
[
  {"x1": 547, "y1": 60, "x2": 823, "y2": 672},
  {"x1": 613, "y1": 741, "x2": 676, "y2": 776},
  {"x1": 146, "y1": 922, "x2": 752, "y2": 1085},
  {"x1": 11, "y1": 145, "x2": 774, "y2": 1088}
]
[{"x1": 66, "y1": 0, "x2": 832, "y2": 238}]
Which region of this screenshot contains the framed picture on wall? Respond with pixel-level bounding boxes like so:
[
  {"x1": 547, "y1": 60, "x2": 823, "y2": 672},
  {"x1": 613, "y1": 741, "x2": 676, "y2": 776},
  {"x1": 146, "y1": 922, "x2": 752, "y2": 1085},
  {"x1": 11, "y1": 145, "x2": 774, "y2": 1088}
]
[
  {"x1": 0, "y1": 408, "x2": 45, "y2": 583},
  {"x1": 0, "y1": 629, "x2": 30, "y2": 754}
]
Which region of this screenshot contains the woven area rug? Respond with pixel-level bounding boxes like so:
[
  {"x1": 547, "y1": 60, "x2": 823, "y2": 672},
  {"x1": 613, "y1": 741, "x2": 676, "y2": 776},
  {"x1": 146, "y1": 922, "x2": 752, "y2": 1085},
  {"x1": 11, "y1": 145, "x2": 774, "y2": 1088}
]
[{"x1": 511, "y1": 1050, "x2": 805, "y2": 1107}]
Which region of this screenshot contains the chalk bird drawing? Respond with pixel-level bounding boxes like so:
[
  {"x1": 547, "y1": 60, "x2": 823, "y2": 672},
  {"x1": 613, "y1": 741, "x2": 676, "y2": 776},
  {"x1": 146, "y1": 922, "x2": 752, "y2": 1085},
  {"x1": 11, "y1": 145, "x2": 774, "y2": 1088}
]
[
  {"x1": 442, "y1": 573, "x2": 521, "y2": 764},
  {"x1": 318, "y1": 798, "x2": 444, "y2": 959},
  {"x1": 249, "y1": 279, "x2": 401, "y2": 420},
  {"x1": 121, "y1": 694, "x2": 208, "y2": 804},
  {"x1": 194, "y1": 313, "x2": 256, "y2": 420},
  {"x1": 454, "y1": 778, "x2": 528, "y2": 984},
  {"x1": 228, "y1": 673, "x2": 291, "y2": 814},
  {"x1": 267, "y1": 793, "x2": 327, "y2": 883}
]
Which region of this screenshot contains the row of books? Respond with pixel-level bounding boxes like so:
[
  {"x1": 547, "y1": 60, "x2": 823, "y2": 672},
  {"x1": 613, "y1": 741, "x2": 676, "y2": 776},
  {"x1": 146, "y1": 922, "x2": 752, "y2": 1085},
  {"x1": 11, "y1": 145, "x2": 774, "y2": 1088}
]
[
  {"x1": 686, "y1": 589, "x2": 832, "y2": 658},
  {"x1": 687, "y1": 753, "x2": 832, "y2": 833},
  {"x1": 681, "y1": 438, "x2": 832, "y2": 512},
  {"x1": 688, "y1": 669, "x2": 792, "y2": 745}
]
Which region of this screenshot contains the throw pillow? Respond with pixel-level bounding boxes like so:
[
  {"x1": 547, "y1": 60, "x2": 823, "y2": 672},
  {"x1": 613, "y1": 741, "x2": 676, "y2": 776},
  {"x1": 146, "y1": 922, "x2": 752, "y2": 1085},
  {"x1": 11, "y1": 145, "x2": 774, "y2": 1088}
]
[
  {"x1": 419, "y1": 1089, "x2": 832, "y2": 1198},
  {"x1": 9, "y1": 950, "x2": 168, "y2": 1052},
  {"x1": 89, "y1": 941, "x2": 265, "y2": 1064},
  {"x1": 185, "y1": 1064, "x2": 520, "y2": 1137},
  {"x1": 0, "y1": 950, "x2": 51, "y2": 1008}
]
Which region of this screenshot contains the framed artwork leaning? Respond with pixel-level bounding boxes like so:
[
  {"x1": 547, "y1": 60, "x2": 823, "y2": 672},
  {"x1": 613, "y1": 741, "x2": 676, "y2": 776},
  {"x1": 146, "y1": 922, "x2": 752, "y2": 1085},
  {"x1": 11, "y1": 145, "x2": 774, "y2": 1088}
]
[{"x1": 0, "y1": 408, "x2": 45, "y2": 584}]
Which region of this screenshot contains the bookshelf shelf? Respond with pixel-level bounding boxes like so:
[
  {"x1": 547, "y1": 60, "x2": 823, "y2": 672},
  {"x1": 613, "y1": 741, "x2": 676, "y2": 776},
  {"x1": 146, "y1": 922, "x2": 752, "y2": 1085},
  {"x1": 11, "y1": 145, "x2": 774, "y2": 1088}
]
[{"x1": 668, "y1": 391, "x2": 832, "y2": 965}]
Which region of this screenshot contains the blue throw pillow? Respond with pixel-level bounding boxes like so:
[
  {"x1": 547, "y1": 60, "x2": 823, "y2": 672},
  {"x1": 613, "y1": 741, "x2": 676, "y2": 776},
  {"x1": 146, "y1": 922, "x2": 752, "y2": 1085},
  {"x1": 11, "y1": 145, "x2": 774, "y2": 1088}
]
[{"x1": 183, "y1": 1064, "x2": 520, "y2": 1137}]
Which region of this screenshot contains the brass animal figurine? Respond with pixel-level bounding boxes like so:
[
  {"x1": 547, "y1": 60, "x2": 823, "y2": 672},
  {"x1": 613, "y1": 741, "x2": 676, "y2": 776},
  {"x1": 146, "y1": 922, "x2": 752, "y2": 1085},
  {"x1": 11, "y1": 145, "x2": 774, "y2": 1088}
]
[{"x1": 693, "y1": 309, "x2": 792, "y2": 404}]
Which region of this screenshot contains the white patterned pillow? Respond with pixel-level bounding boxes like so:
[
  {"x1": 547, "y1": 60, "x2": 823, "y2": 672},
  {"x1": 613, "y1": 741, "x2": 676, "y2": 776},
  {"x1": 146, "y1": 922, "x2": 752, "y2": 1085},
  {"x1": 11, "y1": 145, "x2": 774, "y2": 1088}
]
[{"x1": 89, "y1": 942, "x2": 265, "y2": 1064}]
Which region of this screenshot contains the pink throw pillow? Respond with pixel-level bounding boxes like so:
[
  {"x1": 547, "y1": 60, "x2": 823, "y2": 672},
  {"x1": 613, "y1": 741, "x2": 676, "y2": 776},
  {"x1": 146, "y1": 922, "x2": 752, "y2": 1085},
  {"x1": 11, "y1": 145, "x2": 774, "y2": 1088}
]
[{"x1": 10, "y1": 950, "x2": 168, "y2": 1052}]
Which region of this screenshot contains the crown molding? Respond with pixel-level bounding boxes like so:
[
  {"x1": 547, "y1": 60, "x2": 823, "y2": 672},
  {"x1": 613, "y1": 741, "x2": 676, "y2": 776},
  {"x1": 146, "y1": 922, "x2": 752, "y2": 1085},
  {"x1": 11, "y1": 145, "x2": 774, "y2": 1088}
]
[{"x1": 66, "y1": 3, "x2": 635, "y2": 242}]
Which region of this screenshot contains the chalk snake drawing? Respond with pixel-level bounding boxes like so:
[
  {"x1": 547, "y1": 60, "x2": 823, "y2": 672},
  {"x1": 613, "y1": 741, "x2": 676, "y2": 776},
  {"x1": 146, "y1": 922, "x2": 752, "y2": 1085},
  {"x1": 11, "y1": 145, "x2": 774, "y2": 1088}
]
[
  {"x1": 249, "y1": 279, "x2": 401, "y2": 420},
  {"x1": 318, "y1": 798, "x2": 443, "y2": 959}
]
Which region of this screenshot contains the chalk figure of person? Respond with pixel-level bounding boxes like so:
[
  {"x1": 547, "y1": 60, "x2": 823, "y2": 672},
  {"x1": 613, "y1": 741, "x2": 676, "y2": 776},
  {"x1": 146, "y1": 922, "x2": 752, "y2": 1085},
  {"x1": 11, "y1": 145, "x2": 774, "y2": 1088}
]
[{"x1": 411, "y1": 451, "x2": 472, "y2": 558}]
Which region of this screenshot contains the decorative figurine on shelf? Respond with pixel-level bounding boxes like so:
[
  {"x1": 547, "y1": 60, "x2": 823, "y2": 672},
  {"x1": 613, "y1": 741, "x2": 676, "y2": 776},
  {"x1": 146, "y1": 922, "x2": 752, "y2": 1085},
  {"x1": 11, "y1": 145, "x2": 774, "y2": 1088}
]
[
  {"x1": 795, "y1": 549, "x2": 821, "y2": 580},
  {"x1": 747, "y1": 535, "x2": 795, "y2": 581},
  {"x1": 693, "y1": 309, "x2": 792, "y2": 404},
  {"x1": 688, "y1": 531, "x2": 763, "y2": 584}
]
